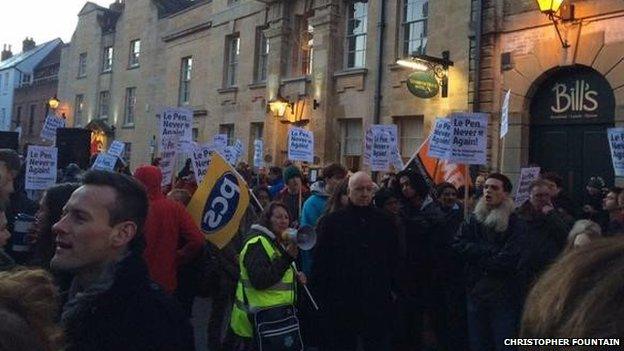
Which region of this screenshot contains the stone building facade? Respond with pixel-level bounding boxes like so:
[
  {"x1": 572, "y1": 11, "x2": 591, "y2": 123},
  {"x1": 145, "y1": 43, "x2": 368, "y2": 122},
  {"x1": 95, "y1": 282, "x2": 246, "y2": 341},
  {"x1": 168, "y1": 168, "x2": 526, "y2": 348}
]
[
  {"x1": 476, "y1": 0, "x2": 624, "y2": 192},
  {"x1": 58, "y1": 0, "x2": 476, "y2": 170}
]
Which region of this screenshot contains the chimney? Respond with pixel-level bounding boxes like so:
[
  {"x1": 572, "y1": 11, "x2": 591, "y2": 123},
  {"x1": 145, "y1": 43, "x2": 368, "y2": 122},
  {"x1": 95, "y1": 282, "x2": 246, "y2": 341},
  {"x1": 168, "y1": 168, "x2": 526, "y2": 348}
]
[
  {"x1": 109, "y1": 0, "x2": 125, "y2": 12},
  {"x1": 22, "y1": 37, "x2": 36, "y2": 52},
  {"x1": 1, "y1": 44, "x2": 13, "y2": 61}
]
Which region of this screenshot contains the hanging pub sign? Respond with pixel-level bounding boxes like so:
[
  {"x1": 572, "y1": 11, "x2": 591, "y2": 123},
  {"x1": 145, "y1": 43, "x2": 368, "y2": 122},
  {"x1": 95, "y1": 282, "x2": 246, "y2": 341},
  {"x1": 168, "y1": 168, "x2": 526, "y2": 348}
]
[
  {"x1": 530, "y1": 66, "x2": 615, "y2": 125},
  {"x1": 406, "y1": 70, "x2": 439, "y2": 99}
]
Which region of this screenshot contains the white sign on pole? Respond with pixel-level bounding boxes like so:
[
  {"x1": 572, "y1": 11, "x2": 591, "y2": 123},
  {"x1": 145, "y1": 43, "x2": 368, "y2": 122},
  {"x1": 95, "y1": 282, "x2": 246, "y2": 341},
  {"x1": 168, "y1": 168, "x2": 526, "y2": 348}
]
[
  {"x1": 448, "y1": 113, "x2": 489, "y2": 165},
  {"x1": 363, "y1": 128, "x2": 374, "y2": 166},
  {"x1": 40, "y1": 115, "x2": 66, "y2": 141},
  {"x1": 253, "y1": 139, "x2": 263, "y2": 168},
  {"x1": 190, "y1": 143, "x2": 213, "y2": 183},
  {"x1": 212, "y1": 134, "x2": 228, "y2": 153},
  {"x1": 159, "y1": 135, "x2": 179, "y2": 186},
  {"x1": 25, "y1": 146, "x2": 58, "y2": 190},
  {"x1": 364, "y1": 124, "x2": 398, "y2": 166},
  {"x1": 428, "y1": 118, "x2": 453, "y2": 159},
  {"x1": 514, "y1": 167, "x2": 541, "y2": 207},
  {"x1": 91, "y1": 153, "x2": 118, "y2": 171},
  {"x1": 390, "y1": 145, "x2": 405, "y2": 171},
  {"x1": 288, "y1": 127, "x2": 314, "y2": 163},
  {"x1": 107, "y1": 140, "x2": 126, "y2": 158},
  {"x1": 159, "y1": 107, "x2": 193, "y2": 151},
  {"x1": 234, "y1": 139, "x2": 244, "y2": 163},
  {"x1": 371, "y1": 130, "x2": 392, "y2": 172},
  {"x1": 608, "y1": 128, "x2": 624, "y2": 176},
  {"x1": 501, "y1": 90, "x2": 511, "y2": 138}
]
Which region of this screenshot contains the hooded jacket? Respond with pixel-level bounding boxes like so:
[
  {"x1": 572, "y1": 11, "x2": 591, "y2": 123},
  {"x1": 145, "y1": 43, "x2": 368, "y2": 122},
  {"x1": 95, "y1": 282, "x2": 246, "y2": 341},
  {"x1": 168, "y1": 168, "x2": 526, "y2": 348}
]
[
  {"x1": 298, "y1": 181, "x2": 329, "y2": 276},
  {"x1": 134, "y1": 165, "x2": 204, "y2": 293}
]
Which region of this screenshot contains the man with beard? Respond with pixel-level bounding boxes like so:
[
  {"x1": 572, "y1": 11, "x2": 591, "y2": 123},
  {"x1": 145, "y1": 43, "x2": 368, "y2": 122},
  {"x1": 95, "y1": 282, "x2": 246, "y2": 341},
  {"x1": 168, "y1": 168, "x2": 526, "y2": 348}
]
[{"x1": 453, "y1": 173, "x2": 526, "y2": 351}]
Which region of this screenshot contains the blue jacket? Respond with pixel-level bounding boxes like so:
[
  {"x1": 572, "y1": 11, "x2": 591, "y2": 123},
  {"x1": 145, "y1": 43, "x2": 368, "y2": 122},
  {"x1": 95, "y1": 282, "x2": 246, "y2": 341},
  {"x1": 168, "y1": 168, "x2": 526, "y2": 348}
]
[
  {"x1": 268, "y1": 179, "x2": 285, "y2": 198},
  {"x1": 299, "y1": 181, "x2": 329, "y2": 276}
]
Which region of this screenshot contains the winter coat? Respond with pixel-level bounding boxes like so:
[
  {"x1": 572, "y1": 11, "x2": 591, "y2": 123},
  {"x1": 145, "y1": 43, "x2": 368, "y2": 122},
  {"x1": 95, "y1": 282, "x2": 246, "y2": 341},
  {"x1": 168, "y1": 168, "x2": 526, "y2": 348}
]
[
  {"x1": 276, "y1": 185, "x2": 310, "y2": 227},
  {"x1": 134, "y1": 165, "x2": 204, "y2": 294},
  {"x1": 312, "y1": 204, "x2": 399, "y2": 341},
  {"x1": 299, "y1": 181, "x2": 329, "y2": 276},
  {"x1": 242, "y1": 225, "x2": 294, "y2": 290},
  {"x1": 268, "y1": 179, "x2": 285, "y2": 198},
  {"x1": 453, "y1": 198, "x2": 527, "y2": 304},
  {"x1": 553, "y1": 190, "x2": 579, "y2": 219},
  {"x1": 605, "y1": 217, "x2": 624, "y2": 236},
  {"x1": 516, "y1": 202, "x2": 573, "y2": 295},
  {"x1": 0, "y1": 248, "x2": 15, "y2": 271},
  {"x1": 435, "y1": 203, "x2": 466, "y2": 284},
  {"x1": 61, "y1": 253, "x2": 194, "y2": 351}
]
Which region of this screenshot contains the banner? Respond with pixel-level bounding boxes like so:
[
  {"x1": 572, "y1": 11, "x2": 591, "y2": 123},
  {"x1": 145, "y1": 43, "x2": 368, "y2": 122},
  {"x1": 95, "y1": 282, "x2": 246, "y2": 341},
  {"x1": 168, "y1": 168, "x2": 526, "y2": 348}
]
[
  {"x1": 364, "y1": 124, "x2": 398, "y2": 166},
  {"x1": 514, "y1": 167, "x2": 541, "y2": 207},
  {"x1": 390, "y1": 145, "x2": 405, "y2": 171},
  {"x1": 159, "y1": 135, "x2": 179, "y2": 186},
  {"x1": 428, "y1": 118, "x2": 452, "y2": 159},
  {"x1": 371, "y1": 129, "x2": 392, "y2": 172},
  {"x1": 25, "y1": 145, "x2": 57, "y2": 190},
  {"x1": 212, "y1": 134, "x2": 228, "y2": 153},
  {"x1": 40, "y1": 114, "x2": 66, "y2": 141},
  {"x1": 501, "y1": 90, "x2": 511, "y2": 139},
  {"x1": 191, "y1": 143, "x2": 214, "y2": 183},
  {"x1": 253, "y1": 139, "x2": 263, "y2": 168},
  {"x1": 187, "y1": 152, "x2": 250, "y2": 249},
  {"x1": 223, "y1": 146, "x2": 237, "y2": 166},
  {"x1": 608, "y1": 128, "x2": 624, "y2": 176},
  {"x1": 234, "y1": 140, "x2": 244, "y2": 164},
  {"x1": 107, "y1": 140, "x2": 126, "y2": 158},
  {"x1": 159, "y1": 107, "x2": 193, "y2": 151},
  {"x1": 91, "y1": 153, "x2": 118, "y2": 171},
  {"x1": 288, "y1": 127, "x2": 314, "y2": 163},
  {"x1": 448, "y1": 113, "x2": 489, "y2": 165}
]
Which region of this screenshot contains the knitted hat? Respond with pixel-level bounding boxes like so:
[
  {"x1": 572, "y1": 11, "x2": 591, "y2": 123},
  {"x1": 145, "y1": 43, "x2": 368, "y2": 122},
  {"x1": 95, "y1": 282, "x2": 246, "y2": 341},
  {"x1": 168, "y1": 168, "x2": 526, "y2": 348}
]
[
  {"x1": 373, "y1": 188, "x2": 399, "y2": 208},
  {"x1": 586, "y1": 176, "x2": 605, "y2": 190},
  {"x1": 282, "y1": 165, "x2": 302, "y2": 183}
]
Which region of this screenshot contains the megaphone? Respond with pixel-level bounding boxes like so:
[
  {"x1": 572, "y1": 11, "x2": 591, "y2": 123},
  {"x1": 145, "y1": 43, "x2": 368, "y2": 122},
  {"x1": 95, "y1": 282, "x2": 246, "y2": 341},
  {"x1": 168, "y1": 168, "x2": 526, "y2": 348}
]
[{"x1": 282, "y1": 226, "x2": 317, "y2": 250}]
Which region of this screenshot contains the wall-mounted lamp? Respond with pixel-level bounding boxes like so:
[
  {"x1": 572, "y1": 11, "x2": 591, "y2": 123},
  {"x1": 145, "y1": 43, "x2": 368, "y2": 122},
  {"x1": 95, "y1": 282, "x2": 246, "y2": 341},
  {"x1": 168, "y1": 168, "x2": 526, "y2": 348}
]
[
  {"x1": 313, "y1": 99, "x2": 320, "y2": 110},
  {"x1": 48, "y1": 96, "x2": 60, "y2": 109},
  {"x1": 396, "y1": 51, "x2": 454, "y2": 98},
  {"x1": 535, "y1": 0, "x2": 571, "y2": 48},
  {"x1": 267, "y1": 92, "x2": 293, "y2": 118}
]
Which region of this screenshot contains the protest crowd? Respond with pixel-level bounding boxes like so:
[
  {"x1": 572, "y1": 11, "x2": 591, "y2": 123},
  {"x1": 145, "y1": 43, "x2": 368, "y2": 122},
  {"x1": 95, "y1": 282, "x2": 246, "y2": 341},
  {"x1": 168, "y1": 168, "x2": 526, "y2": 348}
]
[{"x1": 1, "y1": 138, "x2": 624, "y2": 351}]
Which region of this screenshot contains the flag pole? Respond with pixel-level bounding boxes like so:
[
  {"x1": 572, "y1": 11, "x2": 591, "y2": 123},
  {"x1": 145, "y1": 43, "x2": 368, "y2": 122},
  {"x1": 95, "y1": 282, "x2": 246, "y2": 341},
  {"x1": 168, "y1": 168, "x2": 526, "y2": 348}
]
[{"x1": 464, "y1": 164, "x2": 470, "y2": 219}]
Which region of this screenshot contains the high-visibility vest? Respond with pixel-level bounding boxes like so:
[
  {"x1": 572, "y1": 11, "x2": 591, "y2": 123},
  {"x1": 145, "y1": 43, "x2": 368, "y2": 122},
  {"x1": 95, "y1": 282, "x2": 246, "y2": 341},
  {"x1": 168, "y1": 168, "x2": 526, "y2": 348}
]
[{"x1": 230, "y1": 234, "x2": 296, "y2": 338}]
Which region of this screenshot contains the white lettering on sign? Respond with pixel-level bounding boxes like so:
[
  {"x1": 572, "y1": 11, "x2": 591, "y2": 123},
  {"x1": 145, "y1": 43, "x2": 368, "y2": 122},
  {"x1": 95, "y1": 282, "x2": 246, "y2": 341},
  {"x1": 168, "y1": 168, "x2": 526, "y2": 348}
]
[
  {"x1": 25, "y1": 146, "x2": 58, "y2": 190},
  {"x1": 551, "y1": 80, "x2": 598, "y2": 114},
  {"x1": 202, "y1": 176, "x2": 241, "y2": 228}
]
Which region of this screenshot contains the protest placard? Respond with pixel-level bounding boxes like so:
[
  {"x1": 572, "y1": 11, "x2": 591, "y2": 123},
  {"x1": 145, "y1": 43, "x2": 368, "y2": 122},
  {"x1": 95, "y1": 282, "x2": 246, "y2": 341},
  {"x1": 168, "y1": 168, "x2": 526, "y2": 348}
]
[
  {"x1": 191, "y1": 143, "x2": 213, "y2": 183},
  {"x1": 390, "y1": 145, "x2": 405, "y2": 171},
  {"x1": 159, "y1": 107, "x2": 193, "y2": 151},
  {"x1": 363, "y1": 128, "x2": 374, "y2": 165},
  {"x1": 448, "y1": 113, "x2": 488, "y2": 165},
  {"x1": 501, "y1": 90, "x2": 511, "y2": 138},
  {"x1": 223, "y1": 146, "x2": 238, "y2": 166},
  {"x1": 253, "y1": 139, "x2": 263, "y2": 168},
  {"x1": 288, "y1": 127, "x2": 314, "y2": 163},
  {"x1": 91, "y1": 153, "x2": 118, "y2": 171},
  {"x1": 371, "y1": 129, "x2": 392, "y2": 172},
  {"x1": 212, "y1": 134, "x2": 228, "y2": 153},
  {"x1": 25, "y1": 146, "x2": 58, "y2": 190},
  {"x1": 107, "y1": 140, "x2": 125, "y2": 158},
  {"x1": 234, "y1": 140, "x2": 244, "y2": 163},
  {"x1": 40, "y1": 115, "x2": 66, "y2": 141},
  {"x1": 159, "y1": 135, "x2": 179, "y2": 186},
  {"x1": 428, "y1": 118, "x2": 452, "y2": 159},
  {"x1": 514, "y1": 167, "x2": 541, "y2": 207},
  {"x1": 608, "y1": 128, "x2": 624, "y2": 176},
  {"x1": 364, "y1": 124, "x2": 398, "y2": 166}
]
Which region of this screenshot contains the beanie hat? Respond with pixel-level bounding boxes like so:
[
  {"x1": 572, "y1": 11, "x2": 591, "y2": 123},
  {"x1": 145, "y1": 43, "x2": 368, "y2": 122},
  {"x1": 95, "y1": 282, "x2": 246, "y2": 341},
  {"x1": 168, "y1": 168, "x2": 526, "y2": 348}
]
[
  {"x1": 487, "y1": 173, "x2": 513, "y2": 193},
  {"x1": 373, "y1": 188, "x2": 398, "y2": 208},
  {"x1": 282, "y1": 166, "x2": 302, "y2": 184},
  {"x1": 586, "y1": 176, "x2": 605, "y2": 190}
]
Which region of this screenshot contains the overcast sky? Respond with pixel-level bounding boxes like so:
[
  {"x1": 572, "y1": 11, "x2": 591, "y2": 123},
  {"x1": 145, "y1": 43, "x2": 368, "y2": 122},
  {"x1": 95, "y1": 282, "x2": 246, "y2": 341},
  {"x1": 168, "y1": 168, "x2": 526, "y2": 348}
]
[{"x1": 0, "y1": 0, "x2": 111, "y2": 54}]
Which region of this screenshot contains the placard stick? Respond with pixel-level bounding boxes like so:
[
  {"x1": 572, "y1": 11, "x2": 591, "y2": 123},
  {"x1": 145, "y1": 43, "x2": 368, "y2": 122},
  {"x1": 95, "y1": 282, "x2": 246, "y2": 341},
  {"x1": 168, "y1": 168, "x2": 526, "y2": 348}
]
[{"x1": 464, "y1": 164, "x2": 470, "y2": 220}]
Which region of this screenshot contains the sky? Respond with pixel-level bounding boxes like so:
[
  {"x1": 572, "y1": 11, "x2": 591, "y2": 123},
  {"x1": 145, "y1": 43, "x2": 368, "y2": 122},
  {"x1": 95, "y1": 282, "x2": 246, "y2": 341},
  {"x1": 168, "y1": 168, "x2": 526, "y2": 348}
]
[{"x1": 0, "y1": 0, "x2": 111, "y2": 54}]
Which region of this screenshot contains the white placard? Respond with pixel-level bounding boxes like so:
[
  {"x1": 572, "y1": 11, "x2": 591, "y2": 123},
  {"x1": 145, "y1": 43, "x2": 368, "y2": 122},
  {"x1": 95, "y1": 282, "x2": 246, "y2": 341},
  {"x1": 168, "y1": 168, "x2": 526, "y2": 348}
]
[
  {"x1": 25, "y1": 146, "x2": 58, "y2": 190},
  {"x1": 159, "y1": 135, "x2": 179, "y2": 186},
  {"x1": 364, "y1": 125, "x2": 398, "y2": 166},
  {"x1": 371, "y1": 129, "x2": 392, "y2": 172},
  {"x1": 288, "y1": 127, "x2": 314, "y2": 163},
  {"x1": 223, "y1": 146, "x2": 238, "y2": 166},
  {"x1": 608, "y1": 128, "x2": 624, "y2": 177},
  {"x1": 40, "y1": 115, "x2": 66, "y2": 141},
  {"x1": 91, "y1": 153, "x2": 118, "y2": 171},
  {"x1": 212, "y1": 134, "x2": 228, "y2": 153},
  {"x1": 159, "y1": 107, "x2": 193, "y2": 151},
  {"x1": 234, "y1": 139, "x2": 244, "y2": 163},
  {"x1": 501, "y1": 90, "x2": 511, "y2": 139},
  {"x1": 514, "y1": 167, "x2": 542, "y2": 207},
  {"x1": 190, "y1": 143, "x2": 213, "y2": 183},
  {"x1": 107, "y1": 140, "x2": 125, "y2": 158},
  {"x1": 363, "y1": 128, "x2": 374, "y2": 166},
  {"x1": 253, "y1": 139, "x2": 263, "y2": 168},
  {"x1": 448, "y1": 113, "x2": 489, "y2": 165},
  {"x1": 390, "y1": 145, "x2": 405, "y2": 171},
  {"x1": 428, "y1": 118, "x2": 453, "y2": 159}
]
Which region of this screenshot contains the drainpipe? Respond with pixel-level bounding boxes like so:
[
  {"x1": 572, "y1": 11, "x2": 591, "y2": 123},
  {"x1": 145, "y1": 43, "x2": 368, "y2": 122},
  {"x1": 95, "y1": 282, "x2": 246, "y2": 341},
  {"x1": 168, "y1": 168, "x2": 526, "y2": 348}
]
[
  {"x1": 473, "y1": 0, "x2": 483, "y2": 112},
  {"x1": 373, "y1": 0, "x2": 386, "y2": 125}
]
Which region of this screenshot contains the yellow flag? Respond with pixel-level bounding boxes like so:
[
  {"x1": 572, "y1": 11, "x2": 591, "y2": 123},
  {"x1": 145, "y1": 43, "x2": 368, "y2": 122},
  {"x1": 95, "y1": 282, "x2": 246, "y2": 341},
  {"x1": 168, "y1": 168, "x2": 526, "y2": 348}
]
[{"x1": 187, "y1": 152, "x2": 250, "y2": 248}]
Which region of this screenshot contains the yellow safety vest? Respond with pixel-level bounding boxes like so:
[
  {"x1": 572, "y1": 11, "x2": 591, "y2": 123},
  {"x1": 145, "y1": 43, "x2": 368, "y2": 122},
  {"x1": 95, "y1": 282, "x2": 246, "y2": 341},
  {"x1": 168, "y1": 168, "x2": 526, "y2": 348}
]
[{"x1": 230, "y1": 234, "x2": 296, "y2": 338}]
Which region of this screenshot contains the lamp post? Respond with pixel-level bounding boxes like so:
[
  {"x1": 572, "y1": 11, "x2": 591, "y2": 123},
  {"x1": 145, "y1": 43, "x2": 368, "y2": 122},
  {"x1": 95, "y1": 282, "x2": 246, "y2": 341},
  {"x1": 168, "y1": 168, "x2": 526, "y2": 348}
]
[{"x1": 535, "y1": 0, "x2": 570, "y2": 48}]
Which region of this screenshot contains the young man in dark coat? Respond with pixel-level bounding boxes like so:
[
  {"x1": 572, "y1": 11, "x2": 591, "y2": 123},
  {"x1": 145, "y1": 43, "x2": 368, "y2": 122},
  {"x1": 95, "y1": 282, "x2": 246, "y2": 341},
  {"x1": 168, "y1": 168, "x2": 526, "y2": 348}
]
[
  {"x1": 51, "y1": 170, "x2": 194, "y2": 351},
  {"x1": 312, "y1": 171, "x2": 398, "y2": 351},
  {"x1": 453, "y1": 173, "x2": 527, "y2": 351}
]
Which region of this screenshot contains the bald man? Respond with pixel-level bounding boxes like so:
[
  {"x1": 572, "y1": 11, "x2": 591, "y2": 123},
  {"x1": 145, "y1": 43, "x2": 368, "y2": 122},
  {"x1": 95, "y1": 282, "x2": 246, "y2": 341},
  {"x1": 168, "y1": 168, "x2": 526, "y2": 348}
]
[{"x1": 312, "y1": 171, "x2": 398, "y2": 350}]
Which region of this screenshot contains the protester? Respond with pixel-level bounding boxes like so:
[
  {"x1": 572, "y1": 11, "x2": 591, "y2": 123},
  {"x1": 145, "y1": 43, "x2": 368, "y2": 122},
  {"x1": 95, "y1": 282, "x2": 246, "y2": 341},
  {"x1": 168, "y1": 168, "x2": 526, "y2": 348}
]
[
  {"x1": 227, "y1": 201, "x2": 301, "y2": 350},
  {"x1": 542, "y1": 172, "x2": 578, "y2": 218},
  {"x1": 474, "y1": 174, "x2": 486, "y2": 199},
  {"x1": 134, "y1": 165, "x2": 204, "y2": 315},
  {"x1": 0, "y1": 268, "x2": 62, "y2": 351},
  {"x1": 453, "y1": 173, "x2": 526, "y2": 351},
  {"x1": 167, "y1": 188, "x2": 192, "y2": 206},
  {"x1": 602, "y1": 187, "x2": 624, "y2": 236},
  {"x1": 51, "y1": 170, "x2": 194, "y2": 350},
  {"x1": 521, "y1": 238, "x2": 624, "y2": 339},
  {"x1": 395, "y1": 169, "x2": 446, "y2": 350},
  {"x1": 517, "y1": 179, "x2": 573, "y2": 298},
  {"x1": 566, "y1": 219, "x2": 602, "y2": 249},
  {"x1": 0, "y1": 149, "x2": 19, "y2": 208},
  {"x1": 267, "y1": 166, "x2": 284, "y2": 198},
  {"x1": 458, "y1": 185, "x2": 477, "y2": 214},
  {"x1": 276, "y1": 165, "x2": 310, "y2": 227},
  {"x1": 61, "y1": 163, "x2": 82, "y2": 183},
  {"x1": 322, "y1": 177, "x2": 350, "y2": 215},
  {"x1": 580, "y1": 176, "x2": 607, "y2": 223},
  {"x1": 312, "y1": 172, "x2": 398, "y2": 350},
  {"x1": 252, "y1": 185, "x2": 271, "y2": 209},
  {"x1": 0, "y1": 210, "x2": 14, "y2": 271}
]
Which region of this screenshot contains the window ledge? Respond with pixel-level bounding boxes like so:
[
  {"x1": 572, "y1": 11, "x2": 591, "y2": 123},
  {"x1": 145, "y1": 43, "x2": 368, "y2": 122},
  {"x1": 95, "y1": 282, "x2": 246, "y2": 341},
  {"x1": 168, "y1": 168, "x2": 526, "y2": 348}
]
[
  {"x1": 248, "y1": 82, "x2": 267, "y2": 90},
  {"x1": 388, "y1": 63, "x2": 409, "y2": 71},
  {"x1": 218, "y1": 87, "x2": 238, "y2": 94},
  {"x1": 122, "y1": 124, "x2": 135, "y2": 129},
  {"x1": 334, "y1": 68, "x2": 368, "y2": 78},
  {"x1": 282, "y1": 76, "x2": 310, "y2": 84},
  {"x1": 127, "y1": 65, "x2": 140, "y2": 70},
  {"x1": 100, "y1": 70, "x2": 112, "y2": 75},
  {"x1": 76, "y1": 75, "x2": 87, "y2": 80}
]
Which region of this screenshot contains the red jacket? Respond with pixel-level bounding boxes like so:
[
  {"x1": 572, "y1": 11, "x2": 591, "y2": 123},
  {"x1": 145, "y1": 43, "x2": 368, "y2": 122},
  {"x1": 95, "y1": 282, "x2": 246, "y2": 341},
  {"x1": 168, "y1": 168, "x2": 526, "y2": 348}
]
[{"x1": 134, "y1": 165, "x2": 204, "y2": 293}]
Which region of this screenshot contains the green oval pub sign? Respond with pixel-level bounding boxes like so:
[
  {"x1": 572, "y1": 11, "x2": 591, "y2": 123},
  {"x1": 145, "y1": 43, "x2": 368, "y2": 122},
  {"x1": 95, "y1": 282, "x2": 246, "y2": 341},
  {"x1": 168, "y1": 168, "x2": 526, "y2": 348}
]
[{"x1": 407, "y1": 71, "x2": 439, "y2": 98}]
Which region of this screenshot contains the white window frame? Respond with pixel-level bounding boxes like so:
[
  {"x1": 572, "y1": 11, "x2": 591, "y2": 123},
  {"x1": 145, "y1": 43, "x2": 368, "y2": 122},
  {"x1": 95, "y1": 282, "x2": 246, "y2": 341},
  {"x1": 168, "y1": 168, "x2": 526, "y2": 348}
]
[
  {"x1": 345, "y1": 1, "x2": 368, "y2": 69},
  {"x1": 219, "y1": 124, "x2": 235, "y2": 145},
  {"x1": 402, "y1": 0, "x2": 428, "y2": 57},
  {"x1": 102, "y1": 47, "x2": 113, "y2": 72},
  {"x1": 98, "y1": 91, "x2": 110, "y2": 119},
  {"x1": 395, "y1": 116, "x2": 424, "y2": 157},
  {"x1": 124, "y1": 87, "x2": 136, "y2": 125},
  {"x1": 226, "y1": 35, "x2": 240, "y2": 87},
  {"x1": 255, "y1": 29, "x2": 269, "y2": 83},
  {"x1": 78, "y1": 53, "x2": 87, "y2": 77},
  {"x1": 129, "y1": 40, "x2": 140, "y2": 68},
  {"x1": 75, "y1": 94, "x2": 84, "y2": 127},
  {"x1": 179, "y1": 57, "x2": 192, "y2": 105}
]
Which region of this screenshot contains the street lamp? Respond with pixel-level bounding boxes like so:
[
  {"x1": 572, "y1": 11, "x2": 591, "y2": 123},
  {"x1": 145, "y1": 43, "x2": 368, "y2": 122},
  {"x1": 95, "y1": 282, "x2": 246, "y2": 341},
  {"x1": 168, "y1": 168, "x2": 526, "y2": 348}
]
[
  {"x1": 267, "y1": 92, "x2": 292, "y2": 118},
  {"x1": 535, "y1": 0, "x2": 571, "y2": 48},
  {"x1": 44, "y1": 95, "x2": 60, "y2": 118}
]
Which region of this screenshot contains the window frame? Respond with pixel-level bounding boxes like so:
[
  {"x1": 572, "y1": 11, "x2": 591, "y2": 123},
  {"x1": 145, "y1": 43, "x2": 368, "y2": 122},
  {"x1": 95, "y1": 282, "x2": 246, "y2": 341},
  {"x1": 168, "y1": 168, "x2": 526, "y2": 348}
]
[
  {"x1": 102, "y1": 47, "x2": 114, "y2": 73},
  {"x1": 345, "y1": 1, "x2": 368, "y2": 69},
  {"x1": 179, "y1": 57, "x2": 193, "y2": 105},
  {"x1": 98, "y1": 91, "x2": 110, "y2": 120},
  {"x1": 402, "y1": 0, "x2": 428, "y2": 57},
  {"x1": 128, "y1": 39, "x2": 140, "y2": 68},
  {"x1": 124, "y1": 87, "x2": 137, "y2": 126},
  {"x1": 225, "y1": 35, "x2": 240, "y2": 87},
  {"x1": 78, "y1": 53, "x2": 87, "y2": 77},
  {"x1": 219, "y1": 124, "x2": 235, "y2": 146},
  {"x1": 74, "y1": 94, "x2": 84, "y2": 127},
  {"x1": 254, "y1": 28, "x2": 269, "y2": 83},
  {"x1": 395, "y1": 116, "x2": 424, "y2": 158}
]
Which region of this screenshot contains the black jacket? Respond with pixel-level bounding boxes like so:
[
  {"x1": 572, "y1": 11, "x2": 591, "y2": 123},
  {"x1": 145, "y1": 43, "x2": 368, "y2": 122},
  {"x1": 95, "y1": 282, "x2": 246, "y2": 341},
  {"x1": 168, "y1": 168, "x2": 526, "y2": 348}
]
[
  {"x1": 453, "y1": 209, "x2": 526, "y2": 304},
  {"x1": 312, "y1": 204, "x2": 398, "y2": 337},
  {"x1": 62, "y1": 253, "x2": 194, "y2": 351}
]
